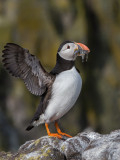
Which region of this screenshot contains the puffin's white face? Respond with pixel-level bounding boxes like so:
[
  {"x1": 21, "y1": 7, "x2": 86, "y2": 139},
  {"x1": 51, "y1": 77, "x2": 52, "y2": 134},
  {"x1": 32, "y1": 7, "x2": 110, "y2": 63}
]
[
  {"x1": 58, "y1": 42, "x2": 77, "y2": 61},
  {"x1": 58, "y1": 41, "x2": 90, "y2": 61}
]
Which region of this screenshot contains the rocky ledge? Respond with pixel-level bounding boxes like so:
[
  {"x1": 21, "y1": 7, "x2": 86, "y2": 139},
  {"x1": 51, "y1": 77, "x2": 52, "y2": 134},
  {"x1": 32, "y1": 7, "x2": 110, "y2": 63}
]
[{"x1": 1, "y1": 129, "x2": 120, "y2": 160}]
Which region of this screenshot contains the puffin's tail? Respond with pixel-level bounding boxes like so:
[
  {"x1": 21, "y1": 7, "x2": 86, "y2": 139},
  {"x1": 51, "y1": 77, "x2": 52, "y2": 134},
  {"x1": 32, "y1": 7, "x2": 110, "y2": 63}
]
[{"x1": 26, "y1": 125, "x2": 34, "y2": 131}]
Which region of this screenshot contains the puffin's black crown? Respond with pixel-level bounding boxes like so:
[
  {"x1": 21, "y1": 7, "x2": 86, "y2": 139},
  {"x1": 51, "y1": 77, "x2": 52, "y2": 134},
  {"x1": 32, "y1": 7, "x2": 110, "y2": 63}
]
[{"x1": 57, "y1": 40, "x2": 74, "y2": 52}]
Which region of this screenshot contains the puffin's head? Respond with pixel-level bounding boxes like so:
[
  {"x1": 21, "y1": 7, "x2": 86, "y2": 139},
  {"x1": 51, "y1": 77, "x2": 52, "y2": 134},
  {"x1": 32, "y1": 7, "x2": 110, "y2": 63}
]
[{"x1": 58, "y1": 40, "x2": 90, "y2": 62}]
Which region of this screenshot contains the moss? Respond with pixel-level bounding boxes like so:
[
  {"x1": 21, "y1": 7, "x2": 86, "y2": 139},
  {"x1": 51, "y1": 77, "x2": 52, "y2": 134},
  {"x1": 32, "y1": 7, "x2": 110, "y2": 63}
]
[
  {"x1": 34, "y1": 139, "x2": 40, "y2": 146},
  {"x1": 15, "y1": 154, "x2": 25, "y2": 160},
  {"x1": 61, "y1": 145, "x2": 66, "y2": 152},
  {"x1": 6, "y1": 152, "x2": 12, "y2": 157},
  {"x1": 39, "y1": 145, "x2": 52, "y2": 158},
  {"x1": 40, "y1": 145, "x2": 50, "y2": 152},
  {"x1": 44, "y1": 148, "x2": 51, "y2": 155},
  {"x1": 22, "y1": 148, "x2": 52, "y2": 160},
  {"x1": 0, "y1": 151, "x2": 12, "y2": 160}
]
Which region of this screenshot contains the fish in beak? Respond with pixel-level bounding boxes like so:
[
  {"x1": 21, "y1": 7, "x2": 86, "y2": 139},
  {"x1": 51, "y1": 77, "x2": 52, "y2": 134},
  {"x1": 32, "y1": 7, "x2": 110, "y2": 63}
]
[{"x1": 74, "y1": 43, "x2": 90, "y2": 62}]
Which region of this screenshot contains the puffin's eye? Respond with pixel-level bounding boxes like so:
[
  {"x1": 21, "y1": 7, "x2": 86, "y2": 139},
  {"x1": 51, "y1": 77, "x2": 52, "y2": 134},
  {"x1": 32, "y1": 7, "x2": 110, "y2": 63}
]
[{"x1": 67, "y1": 45, "x2": 70, "y2": 49}]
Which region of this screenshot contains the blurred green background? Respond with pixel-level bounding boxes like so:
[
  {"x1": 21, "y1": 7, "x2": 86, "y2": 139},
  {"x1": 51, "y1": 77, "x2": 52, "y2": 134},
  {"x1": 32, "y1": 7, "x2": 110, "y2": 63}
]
[{"x1": 0, "y1": 0, "x2": 120, "y2": 152}]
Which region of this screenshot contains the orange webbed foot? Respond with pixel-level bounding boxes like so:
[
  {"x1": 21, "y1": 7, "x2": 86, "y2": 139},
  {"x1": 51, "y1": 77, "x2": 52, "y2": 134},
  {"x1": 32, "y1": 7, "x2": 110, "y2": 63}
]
[
  {"x1": 57, "y1": 132, "x2": 72, "y2": 138},
  {"x1": 45, "y1": 123, "x2": 62, "y2": 139},
  {"x1": 48, "y1": 133, "x2": 62, "y2": 139},
  {"x1": 55, "y1": 121, "x2": 72, "y2": 138}
]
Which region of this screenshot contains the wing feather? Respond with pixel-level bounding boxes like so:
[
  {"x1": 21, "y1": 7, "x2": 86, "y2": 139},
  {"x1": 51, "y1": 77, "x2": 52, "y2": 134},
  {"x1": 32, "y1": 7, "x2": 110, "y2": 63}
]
[{"x1": 2, "y1": 43, "x2": 54, "y2": 96}]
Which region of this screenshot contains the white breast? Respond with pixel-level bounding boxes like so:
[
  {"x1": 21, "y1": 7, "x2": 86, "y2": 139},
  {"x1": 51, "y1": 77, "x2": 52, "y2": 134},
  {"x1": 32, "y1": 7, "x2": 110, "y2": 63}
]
[{"x1": 44, "y1": 67, "x2": 82, "y2": 123}]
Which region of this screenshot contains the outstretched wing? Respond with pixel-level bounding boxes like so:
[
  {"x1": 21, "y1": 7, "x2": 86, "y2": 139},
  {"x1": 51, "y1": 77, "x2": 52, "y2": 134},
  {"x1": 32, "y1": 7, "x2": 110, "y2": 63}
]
[{"x1": 2, "y1": 43, "x2": 54, "y2": 96}]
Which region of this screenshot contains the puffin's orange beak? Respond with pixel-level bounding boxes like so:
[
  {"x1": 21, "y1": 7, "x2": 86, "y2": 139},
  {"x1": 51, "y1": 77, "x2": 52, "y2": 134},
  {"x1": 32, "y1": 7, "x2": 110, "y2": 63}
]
[
  {"x1": 74, "y1": 42, "x2": 90, "y2": 62},
  {"x1": 77, "y1": 43, "x2": 90, "y2": 53}
]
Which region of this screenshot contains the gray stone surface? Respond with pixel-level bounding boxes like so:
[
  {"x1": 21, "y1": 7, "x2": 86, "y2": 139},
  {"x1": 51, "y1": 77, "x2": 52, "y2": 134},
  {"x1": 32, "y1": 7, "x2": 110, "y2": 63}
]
[{"x1": 1, "y1": 130, "x2": 120, "y2": 159}]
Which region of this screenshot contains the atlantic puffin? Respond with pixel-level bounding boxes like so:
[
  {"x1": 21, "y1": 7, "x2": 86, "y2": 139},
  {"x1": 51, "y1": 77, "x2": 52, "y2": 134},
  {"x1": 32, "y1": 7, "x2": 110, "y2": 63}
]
[{"x1": 2, "y1": 41, "x2": 90, "y2": 139}]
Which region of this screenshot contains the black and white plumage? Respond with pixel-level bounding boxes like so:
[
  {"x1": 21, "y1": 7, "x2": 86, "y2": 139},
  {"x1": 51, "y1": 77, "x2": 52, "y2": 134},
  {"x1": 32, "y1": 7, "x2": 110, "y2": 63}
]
[
  {"x1": 2, "y1": 43, "x2": 54, "y2": 96},
  {"x1": 2, "y1": 41, "x2": 90, "y2": 138}
]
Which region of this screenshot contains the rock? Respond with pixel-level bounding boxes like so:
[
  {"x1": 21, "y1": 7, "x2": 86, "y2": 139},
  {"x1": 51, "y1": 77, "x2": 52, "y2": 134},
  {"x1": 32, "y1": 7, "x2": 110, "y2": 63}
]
[{"x1": 1, "y1": 130, "x2": 120, "y2": 159}]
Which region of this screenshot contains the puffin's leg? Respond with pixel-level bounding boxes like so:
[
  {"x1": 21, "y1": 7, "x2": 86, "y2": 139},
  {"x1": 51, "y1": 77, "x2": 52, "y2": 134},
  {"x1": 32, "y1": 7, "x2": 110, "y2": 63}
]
[
  {"x1": 45, "y1": 123, "x2": 62, "y2": 139},
  {"x1": 55, "y1": 121, "x2": 72, "y2": 138}
]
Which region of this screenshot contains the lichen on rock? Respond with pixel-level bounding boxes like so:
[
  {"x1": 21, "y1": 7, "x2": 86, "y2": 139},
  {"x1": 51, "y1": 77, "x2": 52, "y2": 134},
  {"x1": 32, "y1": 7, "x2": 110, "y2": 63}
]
[{"x1": 1, "y1": 129, "x2": 120, "y2": 159}]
